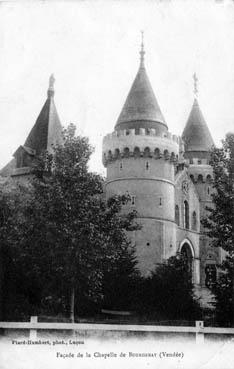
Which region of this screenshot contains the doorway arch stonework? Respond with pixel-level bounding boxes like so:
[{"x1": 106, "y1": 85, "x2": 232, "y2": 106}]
[{"x1": 179, "y1": 239, "x2": 200, "y2": 284}]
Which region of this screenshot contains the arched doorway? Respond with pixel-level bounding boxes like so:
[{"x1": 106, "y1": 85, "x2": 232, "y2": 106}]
[{"x1": 180, "y1": 242, "x2": 194, "y2": 281}]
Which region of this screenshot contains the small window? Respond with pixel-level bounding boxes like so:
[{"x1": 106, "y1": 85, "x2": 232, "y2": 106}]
[
  {"x1": 189, "y1": 158, "x2": 194, "y2": 164},
  {"x1": 119, "y1": 162, "x2": 123, "y2": 171},
  {"x1": 146, "y1": 242, "x2": 150, "y2": 247},
  {"x1": 126, "y1": 130, "x2": 130, "y2": 136},
  {"x1": 131, "y1": 196, "x2": 136, "y2": 205},
  {"x1": 198, "y1": 159, "x2": 202, "y2": 165},
  {"x1": 207, "y1": 186, "x2": 210, "y2": 195},
  {"x1": 175, "y1": 205, "x2": 180, "y2": 226},
  {"x1": 145, "y1": 161, "x2": 150, "y2": 170},
  {"x1": 159, "y1": 197, "x2": 162, "y2": 206},
  {"x1": 146, "y1": 128, "x2": 150, "y2": 135},
  {"x1": 135, "y1": 128, "x2": 140, "y2": 135}
]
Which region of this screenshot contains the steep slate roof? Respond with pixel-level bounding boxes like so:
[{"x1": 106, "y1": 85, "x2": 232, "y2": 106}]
[
  {"x1": 115, "y1": 43, "x2": 166, "y2": 131},
  {"x1": 182, "y1": 98, "x2": 214, "y2": 152},
  {"x1": 24, "y1": 75, "x2": 62, "y2": 155},
  {"x1": 0, "y1": 75, "x2": 62, "y2": 177}
]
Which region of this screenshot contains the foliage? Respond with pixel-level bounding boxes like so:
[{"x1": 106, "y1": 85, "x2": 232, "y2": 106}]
[
  {"x1": 211, "y1": 258, "x2": 233, "y2": 326},
  {"x1": 203, "y1": 133, "x2": 234, "y2": 253},
  {"x1": 136, "y1": 253, "x2": 202, "y2": 322},
  {"x1": 101, "y1": 241, "x2": 140, "y2": 311},
  {"x1": 0, "y1": 179, "x2": 35, "y2": 320},
  {"x1": 202, "y1": 133, "x2": 234, "y2": 326},
  {"x1": 7, "y1": 124, "x2": 139, "y2": 319}
]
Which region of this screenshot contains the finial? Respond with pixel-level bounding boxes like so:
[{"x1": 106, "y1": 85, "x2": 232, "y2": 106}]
[
  {"x1": 47, "y1": 74, "x2": 55, "y2": 98},
  {"x1": 140, "y1": 30, "x2": 145, "y2": 68},
  {"x1": 193, "y1": 73, "x2": 198, "y2": 98}
]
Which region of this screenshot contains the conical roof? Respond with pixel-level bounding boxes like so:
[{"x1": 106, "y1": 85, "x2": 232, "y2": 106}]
[
  {"x1": 115, "y1": 42, "x2": 166, "y2": 131},
  {"x1": 24, "y1": 75, "x2": 62, "y2": 155},
  {"x1": 182, "y1": 99, "x2": 214, "y2": 152}
]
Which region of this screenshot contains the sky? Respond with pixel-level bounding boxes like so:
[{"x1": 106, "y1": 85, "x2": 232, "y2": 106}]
[{"x1": 0, "y1": 0, "x2": 234, "y2": 175}]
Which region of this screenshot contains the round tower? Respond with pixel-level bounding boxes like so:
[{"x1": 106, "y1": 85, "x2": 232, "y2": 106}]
[{"x1": 102, "y1": 37, "x2": 179, "y2": 275}]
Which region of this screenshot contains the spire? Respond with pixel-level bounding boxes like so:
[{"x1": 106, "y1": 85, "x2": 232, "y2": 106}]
[
  {"x1": 23, "y1": 75, "x2": 62, "y2": 155},
  {"x1": 182, "y1": 78, "x2": 214, "y2": 153},
  {"x1": 140, "y1": 30, "x2": 145, "y2": 68},
  {"x1": 47, "y1": 74, "x2": 55, "y2": 98},
  {"x1": 115, "y1": 35, "x2": 167, "y2": 132}
]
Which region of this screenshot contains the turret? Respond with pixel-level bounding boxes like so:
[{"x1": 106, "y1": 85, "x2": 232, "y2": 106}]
[
  {"x1": 102, "y1": 35, "x2": 179, "y2": 275},
  {"x1": 11, "y1": 75, "x2": 62, "y2": 179},
  {"x1": 182, "y1": 74, "x2": 214, "y2": 210},
  {"x1": 182, "y1": 74, "x2": 219, "y2": 288}
]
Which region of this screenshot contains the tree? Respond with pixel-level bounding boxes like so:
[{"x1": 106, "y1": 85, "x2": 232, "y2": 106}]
[
  {"x1": 101, "y1": 239, "x2": 140, "y2": 311},
  {"x1": 203, "y1": 133, "x2": 234, "y2": 326},
  {"x1": 12, "y1": 124, "x2": 139, "y2": 321},
  {"x1": 136, "y1": 253, "x2": 202, "y2": 322},
  {"x1": 0, "y1": 179, "x2": 34, "y2": 320}
]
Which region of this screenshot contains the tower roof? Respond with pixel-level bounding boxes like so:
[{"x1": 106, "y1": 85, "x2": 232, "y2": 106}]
[
  {"x1": 24, "y1": 74, "x2": 62, "y2": 155},
  {"x1": 115, "y1": 36, "x2": 166, "y2": 131},
  {"x1": 182, "y1": 98, "x2": 214, "y2": 152}
]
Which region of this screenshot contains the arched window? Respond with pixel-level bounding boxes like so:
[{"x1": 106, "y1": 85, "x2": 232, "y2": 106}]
[
  {"x1": 181, "y1": 243, "x2": 193, "y2": 280},
  {"x1": 175, "y1": 205, "x2": 180, "y2": 226},
  {"x1": 184, "y1": 201, "x2": 189, "y2": 229},
  {"x1": 192, "y1": 211, "x2": 197, "y2": 231}
]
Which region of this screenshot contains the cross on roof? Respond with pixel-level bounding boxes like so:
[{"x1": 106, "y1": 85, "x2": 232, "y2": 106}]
[
  {"x1": 193, "y1": 73, "x2": 198, "y2": 97},
  {"x1": 140, "y1": 30, "x2": 145, "y2": 67}
]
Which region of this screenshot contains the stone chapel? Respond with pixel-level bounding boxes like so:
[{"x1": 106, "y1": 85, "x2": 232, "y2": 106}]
[{"x1": 0, "y1": 40, "x2": 221, "y2": 300}]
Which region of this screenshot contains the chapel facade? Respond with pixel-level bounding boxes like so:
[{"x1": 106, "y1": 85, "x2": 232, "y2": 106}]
[{"x1": 0, "y1": 41, "x2": 221, "y2": 298}]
